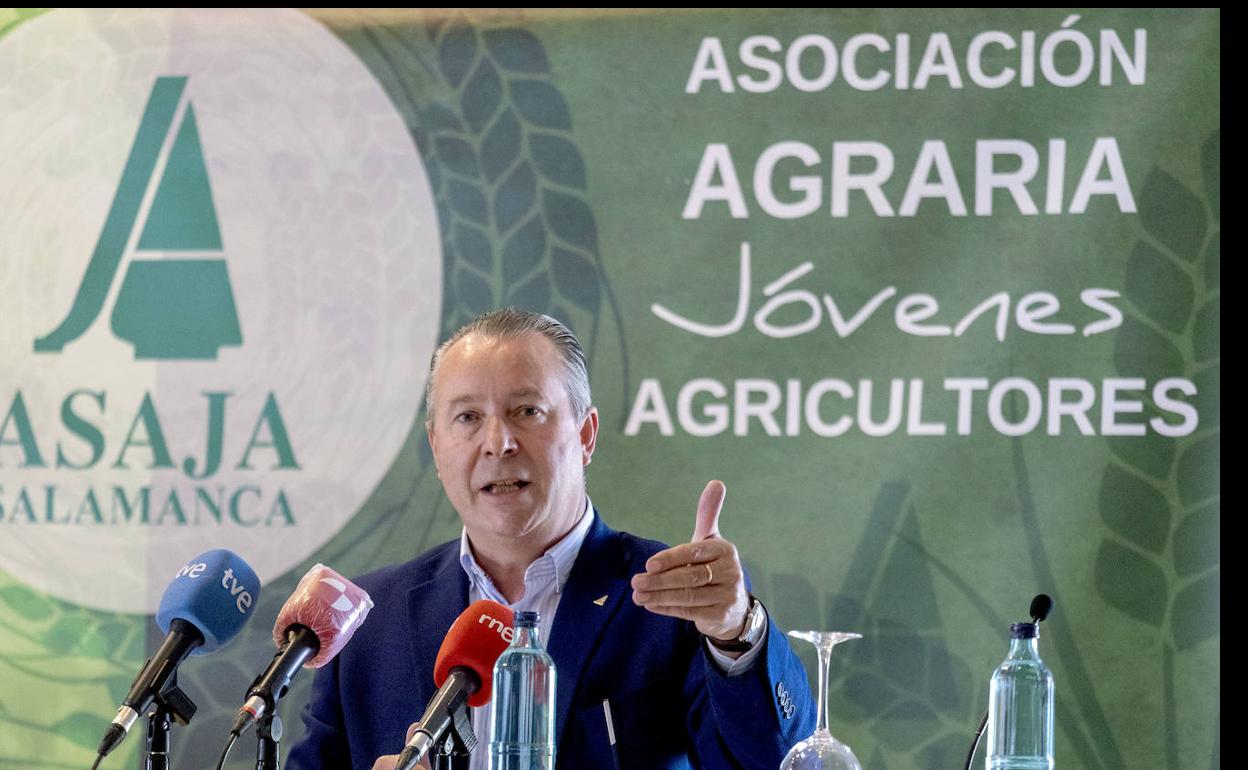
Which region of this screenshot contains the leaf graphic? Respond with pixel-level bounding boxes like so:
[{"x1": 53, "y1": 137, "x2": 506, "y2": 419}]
[
  {"x1": 1193, "y1": 298, "x2": 1218, "y2": 364},
  {"x1": 480, "y1": 109, "x2": 521, "y2": 183},
  {"x1": 437, "y1": 24, "x2": 478, "y2": 88},
  {"x1": 1095, "y1": 540, "x2": 1167, "y2": 626},
  {"x1": 1172, "y1": 502, "x2": 1219, "y2": 578},
  {"x1": 507, "y1": 271, "x2": 551, "y2": 310},
  {"x1": 1203, "y1": 231, "x2": 1220, "y2": 290},
  {"x1": 1124, "y1": 241, "x2": 1194, "y2": 334},
  {"x1": 456, "y1": 267, "x2": 493, "y2": 315},
  {"x1": 483, "y1": 28, "x2": 550, "y2": 73},
  {"x1": 509, "y1": 80, "x2": 572, "y2": 129},
  {"x1": 1176, "y1": 434, "x2": 1219, "y2": 506},
  {"x1": 530, "y1": 133, "x2": 588, "y2": 189},
  {"x1": 1201, "y1": 131, "x2": 1219, "y2": 222},
  {"x1": 0, "y1": 585, "x2": 55, "y2": 622},
  {"x1": 1137, "y1": 169, "x2": 1206, "y2": 262},
  {"x1": 40, "y1": 616, "x2": 91, "y2": 655},
  {"x1": 1112, "y1": 318, "x2": 1183, "y2": 375},
  {"x1": 434, "y1": 135, "x2": 480, "y2": 176},
  {"x1": 844, "y1": 671, "x2": 893, "y2": 716},
  {"x1": 1170, "y1": 573, "x2": 1219, "y2": 651},
  {"x1": 1106, "y1": 435, "x2": 1174, "y2": 480},
  {"x1": 872, "y1": 699, "x2": 940, "y2": 750},
  {"x1": 446, "y1": 179, "x2": 488, "y2": 225},
  {"x1": 543, "y1": 189, "x2": 598, "y2": 252},
  {"x1": 501, "y1": 216, "x2": 547, "y2": 284},
  {"x1": 553, "y1": 246, "x2": 601, "y2": 314},
  {"x1": 1098, "y1": 464, "x2": 1169, "y2": 553},
  {"x1": 459, "y1": 57, "x2": 502, "y2": 134},
  {"x1": 53, "y1": 712, "x2": 112, "y2": 751},
  {"x1": 494, "y1": 161, "x2": 538, "y2": 232},
  {"x1": 452, "y1": 222, "x2": 493, "y2": 271}
]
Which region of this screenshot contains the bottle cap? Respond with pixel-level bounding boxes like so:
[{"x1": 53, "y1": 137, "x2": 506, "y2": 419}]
[
  {"x1": 515, "y1": 610, "x2": 540, "y2": 627},
  {"x1": 1010, "y1": 622, "x2": 1038, "y2": 639}
]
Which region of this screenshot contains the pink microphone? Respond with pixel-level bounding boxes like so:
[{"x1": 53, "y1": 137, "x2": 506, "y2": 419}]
[{"x1": 230, "y1": 564, "x2": 374, "y2": 736}]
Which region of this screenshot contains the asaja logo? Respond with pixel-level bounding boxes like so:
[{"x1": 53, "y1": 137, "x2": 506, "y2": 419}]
[
  {"x1": 0, "y1": 9, "x2": 443, "y2": 613},
  {"x1": 35, "y1": 76, "x2": 242, "y2": 360}
]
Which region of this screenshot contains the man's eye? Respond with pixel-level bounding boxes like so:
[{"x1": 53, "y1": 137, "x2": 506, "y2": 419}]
[
  {"x1": 520, "y1": 406, "x2": 541, "y2": 417},
  {"x1": 455, "y1": 412, "x2": 477, "y2": 423}
]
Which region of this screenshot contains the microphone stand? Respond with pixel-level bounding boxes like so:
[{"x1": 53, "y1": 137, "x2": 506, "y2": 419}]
[
  {"x1": 255, "y1": 713, "x2": 282, "y2": 770},
  {"x1": 145, "y1": 674, "x2": 197, "y2": 770},
  {"x1": 145, "y1": 706, "x2": 172, "y2": 770},
  {"x1": 430, "y1": 699, "x2": 475, "y2": 770}
]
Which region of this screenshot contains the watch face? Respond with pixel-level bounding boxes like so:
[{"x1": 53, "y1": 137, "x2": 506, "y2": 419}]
[{"x1": 748, "y1": 599, "x2": 766, "y2": 638}]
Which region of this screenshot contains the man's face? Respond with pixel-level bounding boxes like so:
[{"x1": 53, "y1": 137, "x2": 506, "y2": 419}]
[{"x1": 427, "y1": 332, "x2": 598, "y2": 550}]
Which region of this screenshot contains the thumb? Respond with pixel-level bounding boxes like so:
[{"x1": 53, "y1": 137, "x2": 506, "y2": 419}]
[{"x1": 692, "y1": 480, "x2": 726, "y2": 541}]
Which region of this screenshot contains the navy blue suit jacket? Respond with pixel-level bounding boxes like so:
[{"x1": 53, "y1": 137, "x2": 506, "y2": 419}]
[{"x1": 287, "y1": 513, "x2": 815, "y2": 769}]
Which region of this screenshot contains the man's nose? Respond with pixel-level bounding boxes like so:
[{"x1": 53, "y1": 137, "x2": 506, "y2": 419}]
[{"x1": 482, "y1": 416, "x2": 518, "y2": 457}]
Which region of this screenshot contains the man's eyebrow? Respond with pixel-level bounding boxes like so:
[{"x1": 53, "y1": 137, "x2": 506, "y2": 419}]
[{"x1": 445, "y1": 394, "x2": 479, "y2": 408}]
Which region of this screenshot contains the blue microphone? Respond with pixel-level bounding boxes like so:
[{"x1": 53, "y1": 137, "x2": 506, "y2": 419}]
[{"x1": 95, "y1": 549, "x2": 261, "y2": 759}]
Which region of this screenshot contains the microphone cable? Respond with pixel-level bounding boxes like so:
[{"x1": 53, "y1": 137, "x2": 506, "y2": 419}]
[
  {"x1": 963, "y1": 710, "x2": 989, "y2": 770},
  {"x1": 215, "y1": 731, "x2": 239, "y2": 770},
  {"x1": 89, "y1": 753, "x2": 104, "y2": 770}
]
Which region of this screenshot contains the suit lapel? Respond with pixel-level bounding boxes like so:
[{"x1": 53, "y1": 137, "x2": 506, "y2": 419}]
[
  {"x1": 406, "y1": 544, "x2": 470, "y2": 710},
  {"x1": 547, "y1": 512, "x2": 633, "y2": 749}
]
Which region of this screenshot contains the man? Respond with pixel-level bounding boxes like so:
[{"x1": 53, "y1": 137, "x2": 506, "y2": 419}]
[{"x1": 287, "y1": 309, "x2": 814, "y2": 770}]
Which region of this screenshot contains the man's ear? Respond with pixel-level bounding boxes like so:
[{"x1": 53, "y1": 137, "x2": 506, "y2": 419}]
[
  {"x1": 580, "y1": 407, "x2": 599, "y2": 466},
  {"x1": 426, "y1": 419, "x2": 441, "y2": 477}
]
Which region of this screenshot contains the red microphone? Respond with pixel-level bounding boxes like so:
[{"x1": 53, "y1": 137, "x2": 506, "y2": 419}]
[
  {"x1": 397, "y1": 600, "x2": 516, "y2": 770},
  {"x1": 230, "y1": 564, "x2": 374, "y2": 736}
]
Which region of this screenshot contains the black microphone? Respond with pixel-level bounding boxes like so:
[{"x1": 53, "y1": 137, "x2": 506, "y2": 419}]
[
  {"x1": 96, "y1": 550, "x2": 261, "y2": 759},
  {"x1": 1030, "y1": 594, "x2": 1054, "y2": 624}
]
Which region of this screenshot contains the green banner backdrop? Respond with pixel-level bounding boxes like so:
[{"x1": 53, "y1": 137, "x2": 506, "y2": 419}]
[{"x1": 0, "y1": 9, "x2": 1218, "y2": 769}]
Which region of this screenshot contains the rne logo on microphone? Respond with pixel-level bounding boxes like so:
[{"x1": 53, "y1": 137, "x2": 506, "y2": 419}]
[{"x1": 478, "y1": 613, "x2": 515, "y2": 644}]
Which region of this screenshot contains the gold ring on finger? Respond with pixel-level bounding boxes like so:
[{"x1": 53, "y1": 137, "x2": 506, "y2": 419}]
[{"x1": 704, "y1": 563, "x2": 714, "y2": 585}]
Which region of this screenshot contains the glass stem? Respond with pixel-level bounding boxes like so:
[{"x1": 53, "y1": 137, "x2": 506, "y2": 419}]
[{"x1": 816, "y1": 642, "x2": 830, "y2": 733}]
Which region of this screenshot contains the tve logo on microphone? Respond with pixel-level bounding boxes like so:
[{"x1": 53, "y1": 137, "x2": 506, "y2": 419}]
[
  {"x1": 172, "y1": 558, "x2": 254, "y2": 615},
  {"x1": 220, "y1": 568, "x2": 254, "y2": 615}
]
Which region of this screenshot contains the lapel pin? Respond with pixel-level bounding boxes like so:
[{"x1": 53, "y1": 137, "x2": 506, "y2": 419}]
[{"x1": 593, "y1": 595, "x2": 608, "y2": 606}]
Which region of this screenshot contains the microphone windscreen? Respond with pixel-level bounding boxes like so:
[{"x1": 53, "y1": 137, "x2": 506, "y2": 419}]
[
  {"x1": 1030, "y1": 593, "x2": 1054, "y2": 623},
  {"x1": 156, "y1": 549, "x2": 261, "y2": 655},
  {"x1": 272, "y1": 564, "x2": 375, "y2": 668},
  {"x1": 434, "y1": 600, "x2": 515, "y2": 708}
]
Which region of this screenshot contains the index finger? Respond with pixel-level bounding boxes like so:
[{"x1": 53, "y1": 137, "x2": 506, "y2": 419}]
[{"x1": 644, "y1": 540, "x2": 729, "y2": 573}]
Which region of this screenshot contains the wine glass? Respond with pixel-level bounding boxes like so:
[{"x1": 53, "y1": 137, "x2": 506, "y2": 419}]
[{"x1": 779, "y1": 630, "x2": 864, "y2": 770}]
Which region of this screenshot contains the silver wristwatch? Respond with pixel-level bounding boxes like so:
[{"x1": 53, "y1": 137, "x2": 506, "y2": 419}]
[{"x1": 708, "y1": 595, "x2": 767, "y2": 652}]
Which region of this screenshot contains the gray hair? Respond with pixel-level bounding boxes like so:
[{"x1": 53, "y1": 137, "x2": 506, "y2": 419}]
[{"x1": 425, "y1": 308, "x2": 592, "y2": 425}]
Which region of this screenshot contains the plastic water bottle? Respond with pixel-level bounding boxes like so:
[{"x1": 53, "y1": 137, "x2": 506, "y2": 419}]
[
  {"x1": 985, "y1": 622, "x2": 1054, "y2": 770},
  {"x1": 489, "y1": 611, "x2": 556, "y2": 770}
]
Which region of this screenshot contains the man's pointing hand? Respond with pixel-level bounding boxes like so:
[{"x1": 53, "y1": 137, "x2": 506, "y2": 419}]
[{"x1": 630, "y1": 481, "x2": 751, "y2": 651}]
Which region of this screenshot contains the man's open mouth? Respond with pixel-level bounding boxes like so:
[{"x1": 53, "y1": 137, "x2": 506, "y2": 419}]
[{"x1": 482, "y1": 479, "x2": 531, "y2": 494}]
